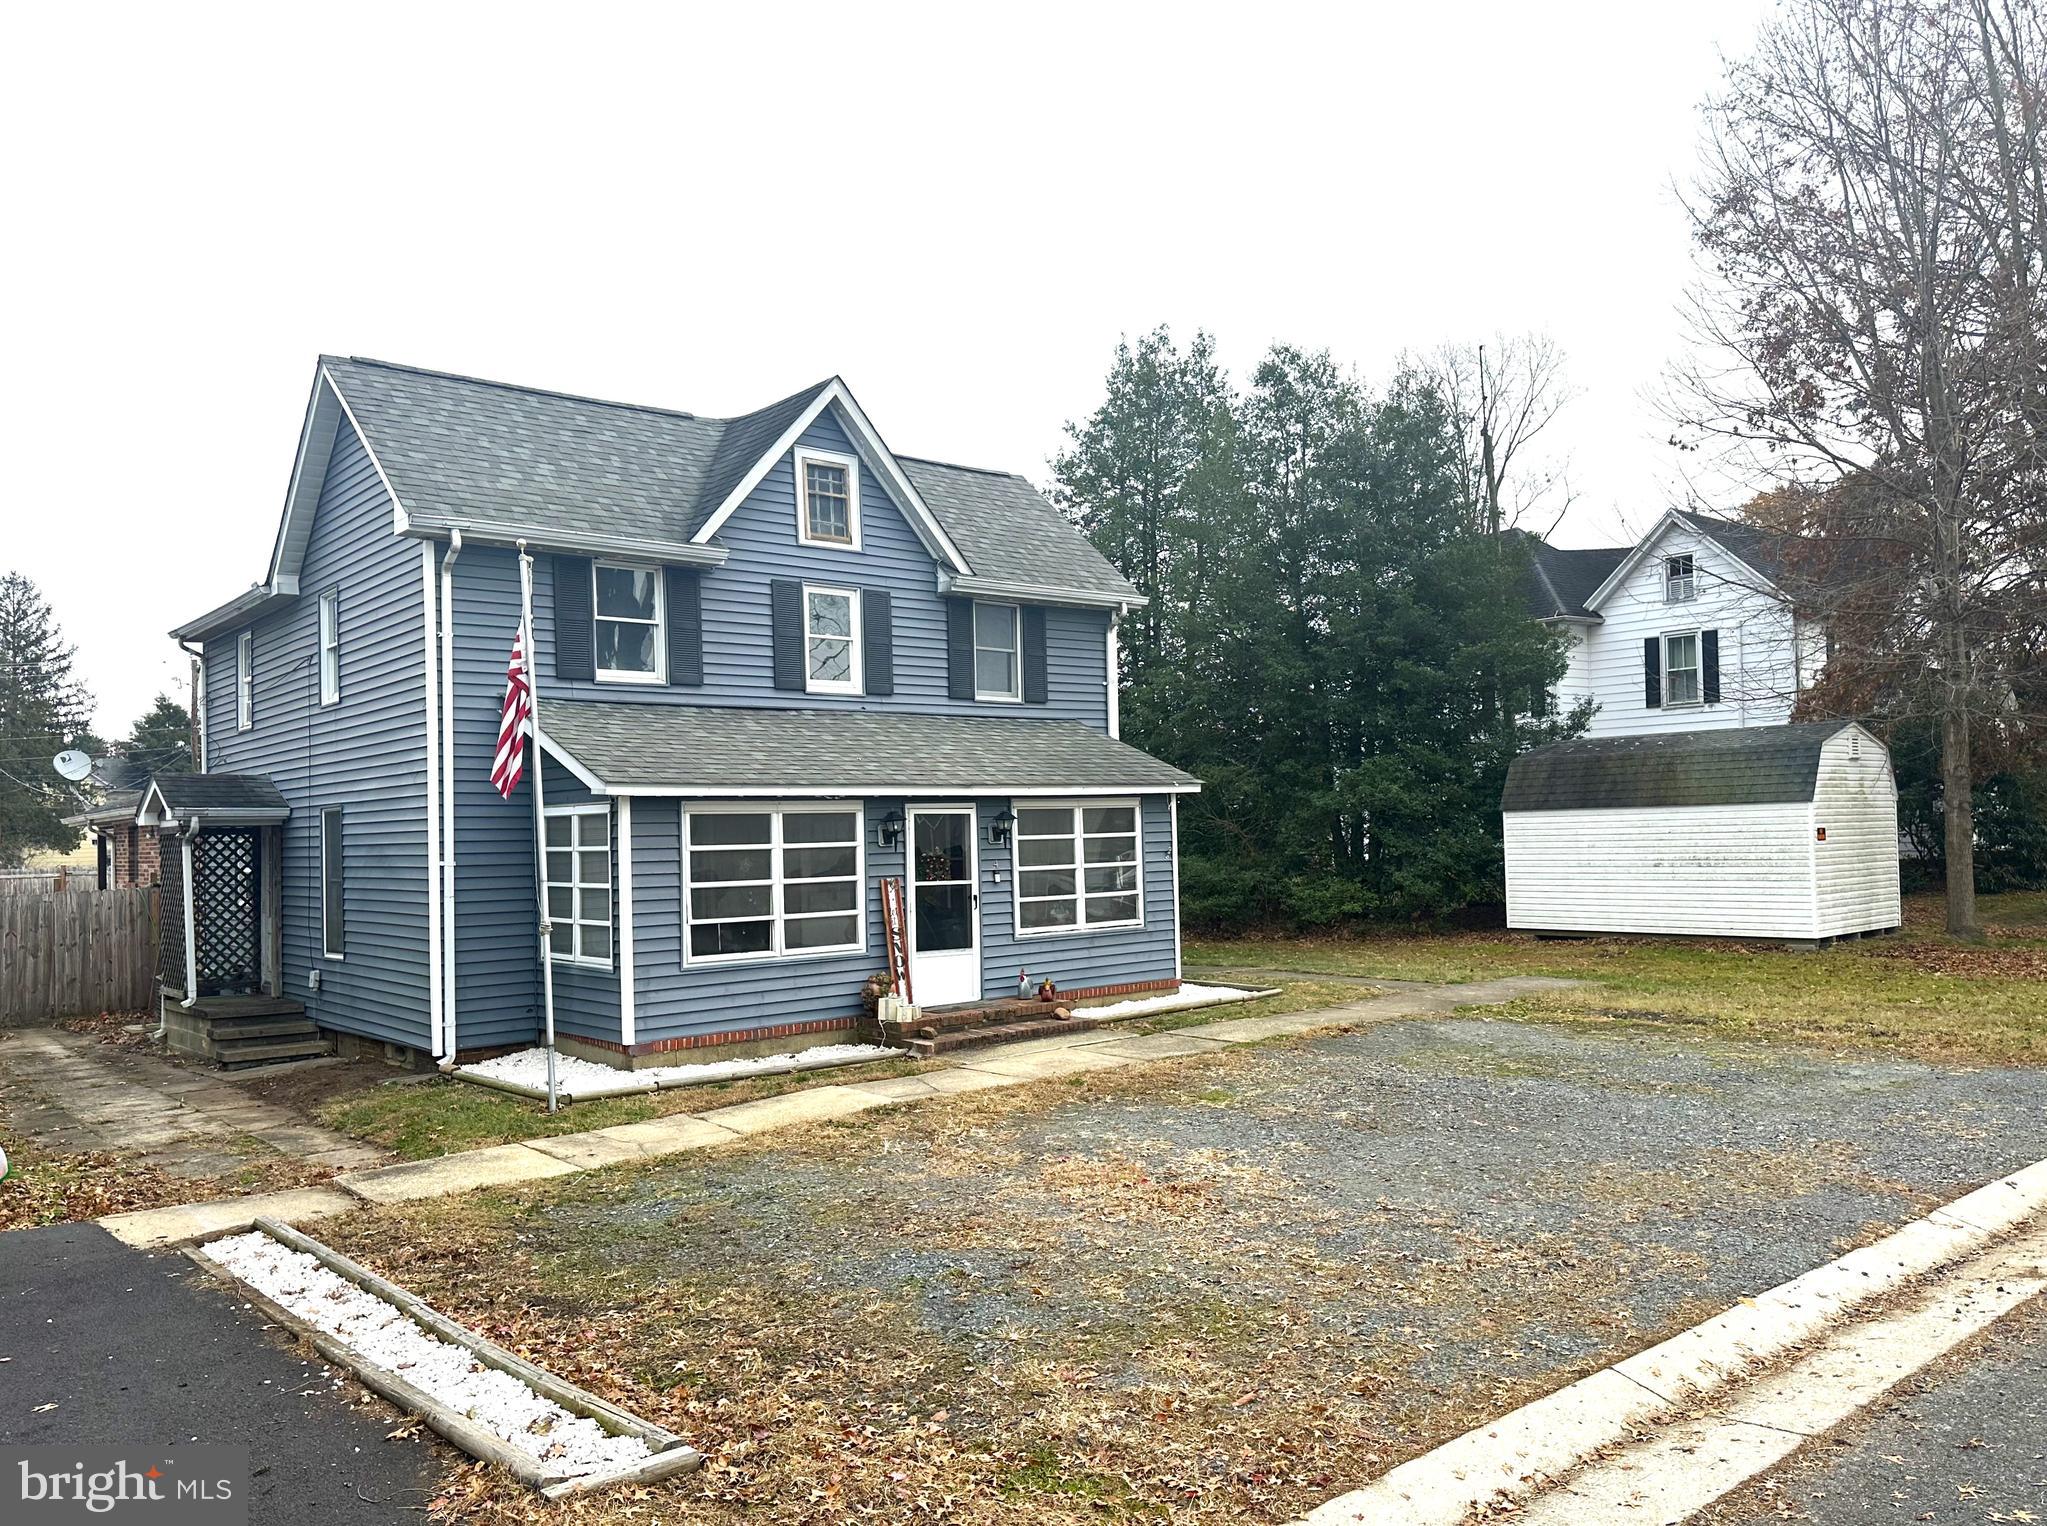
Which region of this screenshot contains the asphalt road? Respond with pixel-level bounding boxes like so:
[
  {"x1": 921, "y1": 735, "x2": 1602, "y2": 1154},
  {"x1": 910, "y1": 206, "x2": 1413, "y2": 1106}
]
[
  {"x1": 0, "y1": 1221, "x2": 439, "y2": 1523},
  {"x1": 1710, "y1": 1296, "x2": 2047, "y2": 1523}
]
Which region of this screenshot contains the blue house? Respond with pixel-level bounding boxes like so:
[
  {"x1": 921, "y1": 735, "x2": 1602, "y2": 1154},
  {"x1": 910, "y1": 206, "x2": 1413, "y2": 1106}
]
[{"x1": 161, "y1": 358, "x2": 1197, "y2": 1068}]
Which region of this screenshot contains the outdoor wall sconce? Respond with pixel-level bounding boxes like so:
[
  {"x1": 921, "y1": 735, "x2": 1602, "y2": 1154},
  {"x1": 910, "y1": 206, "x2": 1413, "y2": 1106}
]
[
  {"x1": 989, "y1": 807, "x2": 1015, "y2": 846},
  {"x1": 877, "y1": 809, "x2": 904, "y2": 851}
]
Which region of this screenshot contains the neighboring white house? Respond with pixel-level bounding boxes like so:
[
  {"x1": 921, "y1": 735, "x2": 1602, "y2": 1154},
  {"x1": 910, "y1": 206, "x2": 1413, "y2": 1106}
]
[
  {"x1": 1503, "y1": 721, "x2": 1902, "y2": 943},
  {"x1": 1522, "y1": 510, "x2": 1826, "y2": 736}
]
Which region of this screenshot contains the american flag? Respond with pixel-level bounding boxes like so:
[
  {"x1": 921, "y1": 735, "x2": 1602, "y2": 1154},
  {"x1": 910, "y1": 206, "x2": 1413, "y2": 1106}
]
[{"x1": 491, "y1": 625, "x2": 534, "y2": 801}]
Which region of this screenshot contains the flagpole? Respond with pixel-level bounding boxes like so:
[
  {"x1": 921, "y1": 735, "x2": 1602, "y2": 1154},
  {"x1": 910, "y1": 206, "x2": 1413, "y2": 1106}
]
[{"x1": 517, "y1": 542, "x2": 559, "y2": 1114}]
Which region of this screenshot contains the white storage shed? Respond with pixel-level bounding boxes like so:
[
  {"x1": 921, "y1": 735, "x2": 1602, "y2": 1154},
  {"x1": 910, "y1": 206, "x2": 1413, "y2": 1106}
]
[{"x1": 1503, "y1": 720, "x2": 1901, "y2": 943}]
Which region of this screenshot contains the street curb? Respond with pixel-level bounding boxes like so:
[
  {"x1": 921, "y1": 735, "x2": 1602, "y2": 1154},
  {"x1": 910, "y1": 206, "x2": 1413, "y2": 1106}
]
[{"x1": 1296, "y1": 1155, "x2": 2047, "y2": 1526}]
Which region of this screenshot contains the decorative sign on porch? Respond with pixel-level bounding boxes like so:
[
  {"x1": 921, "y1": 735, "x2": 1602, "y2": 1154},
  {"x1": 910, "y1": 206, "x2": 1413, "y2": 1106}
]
[{"x1": 879, "y1": 875, "x2": 913, "y2": 1005}]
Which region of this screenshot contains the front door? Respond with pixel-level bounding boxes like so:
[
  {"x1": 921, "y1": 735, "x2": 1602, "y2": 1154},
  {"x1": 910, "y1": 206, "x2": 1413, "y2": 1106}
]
[{"x1": 907, "y1": 806, "x2": 980, "y2": 1006}]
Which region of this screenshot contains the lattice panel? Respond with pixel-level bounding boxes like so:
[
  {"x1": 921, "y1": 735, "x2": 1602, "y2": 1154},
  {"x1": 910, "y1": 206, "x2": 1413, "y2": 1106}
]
[
  {"x1": 158, "y1": 842, "x2": 186, "y2": 988},
  {"x1": 193, "y1": 830, "x2": 261, "y2": 994}
]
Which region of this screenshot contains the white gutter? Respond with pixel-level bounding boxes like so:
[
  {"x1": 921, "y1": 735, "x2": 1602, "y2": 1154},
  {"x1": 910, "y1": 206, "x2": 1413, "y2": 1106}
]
[
  {"x1": 179, "y1": 819, "x2": 200, "y2": 1010},
  {"x1": 421, "y1": 542, "x2": 445, "y2": 1061},
  {"x1": 398, "y1": 522, "x2": 728, "y2": 568},
  {"x1": 437, "y1": 530, "x2": 463, "y2": 1067}
]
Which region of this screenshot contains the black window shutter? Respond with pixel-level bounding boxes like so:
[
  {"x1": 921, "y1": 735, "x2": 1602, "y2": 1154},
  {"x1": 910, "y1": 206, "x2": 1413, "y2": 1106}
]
[
  {"x1": 553, "y1": 556, "x2": 595, "y2": 682},
  {"x1": 770, "y1": 580, "x2": 804, "y2": 691},
  {"x1": 665, "y1": 567, "x2": 703, "y2": 686},
  {"x1": 862, "y1": 589, "x2": 894, "y2": 696},
  {"x1": 1022, "y1": 607, "x2": 1049, "y2": 704},
  {"x1": 1701, "y1": 629, "x2": 1721, "y2": 704},
  {"x1": 1643, "y1": 637, "x2": 1663, "y2": 708},
  {"x1": 945, "y1": 599, "x2": 975, "y2": 700}
]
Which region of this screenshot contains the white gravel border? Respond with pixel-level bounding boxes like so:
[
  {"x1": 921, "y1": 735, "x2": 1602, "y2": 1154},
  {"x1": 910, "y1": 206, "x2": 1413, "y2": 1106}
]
[{"x1": 458, "y1": 1041, "x2": 903, "y2": 1100}]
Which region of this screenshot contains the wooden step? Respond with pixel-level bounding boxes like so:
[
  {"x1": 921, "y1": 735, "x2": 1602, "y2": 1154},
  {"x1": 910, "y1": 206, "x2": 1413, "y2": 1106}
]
[
  {"x1": 215, "y1": 1035, "x2": 334, "y2": 1069},
  {"x1": 207, "y1": 1017, "x2": 321, "y2": 1041}
]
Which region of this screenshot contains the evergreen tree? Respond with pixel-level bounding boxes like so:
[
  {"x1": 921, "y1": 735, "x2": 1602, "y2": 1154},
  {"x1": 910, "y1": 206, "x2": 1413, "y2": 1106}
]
[
  {"x1": 118, "y1": 692, "x2": 195, "y2": 782},
  {"x1": 0, "y1": 572, "x2": 95, "y2": 866}
]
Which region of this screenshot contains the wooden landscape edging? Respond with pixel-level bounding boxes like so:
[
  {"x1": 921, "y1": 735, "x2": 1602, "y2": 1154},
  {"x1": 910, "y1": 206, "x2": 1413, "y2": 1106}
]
[{"x1": 184, "y1": 1217, "x2": 702, "y2": 1499}]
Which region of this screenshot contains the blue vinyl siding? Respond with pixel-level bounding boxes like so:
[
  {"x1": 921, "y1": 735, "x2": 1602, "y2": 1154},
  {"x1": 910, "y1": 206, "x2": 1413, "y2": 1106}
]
[
  {"x1": 527, "y1": 408, "x2": 1113, "y2": 726},
  {"x1": 201, "y1": 422, "x2": 431, "y2": 1049}
]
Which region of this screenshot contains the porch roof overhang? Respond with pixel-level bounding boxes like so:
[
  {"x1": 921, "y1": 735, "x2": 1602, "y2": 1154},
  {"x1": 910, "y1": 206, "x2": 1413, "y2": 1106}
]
[
  {"x1": 136, "y1": 774, "x2": 291, "y2": 830},
  {"x1": 535, "y1": 702, "x2": 1202, "y2": 798}
]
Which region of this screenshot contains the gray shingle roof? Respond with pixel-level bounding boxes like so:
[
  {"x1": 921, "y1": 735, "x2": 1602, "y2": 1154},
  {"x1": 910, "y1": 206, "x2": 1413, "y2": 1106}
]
[
  {"x1": 1512, "y1": 532, "x2": 1629, "y2": 620},
  {"x1": 1677, "y1": 510, "x2": 1795, "y2": 587},
  {"x1": 149, "y1": 774, "x2": 291, "y2": 814},
  {"x1": 63, "y1": 790, "x2": 143, "y2": 828},
  {"x1": 319, "y1": 357, "x2": 1138, "y2": 602},
  {"x1": 1502, "y1": 721, "x2": 1862, "y2": 812},
  {"x1": 539, "y1": 703, "x2": 1199, "y2": 795}
]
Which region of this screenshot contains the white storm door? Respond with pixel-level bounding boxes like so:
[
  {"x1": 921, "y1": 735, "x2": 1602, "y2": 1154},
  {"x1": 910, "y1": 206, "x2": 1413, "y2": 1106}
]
[{"x1": 907, "y1": 806, "x2": 980, "y2": 1006}]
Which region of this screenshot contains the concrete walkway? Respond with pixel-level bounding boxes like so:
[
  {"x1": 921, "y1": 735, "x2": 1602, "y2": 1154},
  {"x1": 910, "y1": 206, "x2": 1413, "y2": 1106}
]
[
  {"x1": 95, "y1": 976, "x2": 1578, "y2": 1247},
  {"x1": 0, "y1": 1027, "x2": 389, "y2": 1179}
]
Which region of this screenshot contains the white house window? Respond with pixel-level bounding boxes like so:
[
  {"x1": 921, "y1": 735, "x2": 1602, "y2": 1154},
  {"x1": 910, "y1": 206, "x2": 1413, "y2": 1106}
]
[
  {"x1": 320, "y1": 805, "x2": 345, "y2": 958},
  {"x1": 974, "y1": 602, "x2": 1021, "y2": 701},
  {"x1": 795, "y1": 448, "x2": 860, "y2": 549},
  {"x1": 594, "y1": 563, "x2": 664, "y2": 682},
  {"x1": 319, "y1": 590, "x2": 340, "y2": 705},
  {"x1": 236, "y1": 631, "x2": 253, "y2": 730},
  {"x1": 804, "y1": 585, "x2": 862, "y2": 694},
  {"x1": 1663, "y1": 631, "x2": 1702, "y2": 705},
  {"x1": 544, "y1": 806, "x2": 612, "y2": 965},
  {"x1": 684, "y1": 806, "x2": 863, "y2": 962},
  {"x1": 1664, "y1": 553, "x2": 1696, "y2": 603},
  {"x1": 1014, "y1": 800, "x2": 1142, "y2": 933}
]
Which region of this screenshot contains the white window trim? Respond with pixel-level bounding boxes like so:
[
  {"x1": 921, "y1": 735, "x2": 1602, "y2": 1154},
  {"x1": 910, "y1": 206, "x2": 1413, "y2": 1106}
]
[
  {"x1": 794, "y1": 446, "x2": 861, "y2": 551},
  {"x1": 236, "y1": 631, "x2": 253, "y2": 731},
  {"x1": 320, "y1": 805, "x2": 344, "y2": 960},
  {"x1": 1663, "y1": 553, "x2": 1697, "y2": 604},
  {"x1": 681, "y1": 802, "x2": 867, "y2": 967},
  {"x1": 1662, "y1": 628, "x2": 1704, "y2": 708},
  {"x1": 802, "y1": 584, "x2": 863, "y2": 696},
  {"x1": 319, "y1": 589, "x2": 340, "y2": 706},
  {"x1": 973, "y1": 601, "x2": 1023, "y2": 703},
  {"x1": 544, "y1": 803, "x2": 615, "y2": 968},
  {"x1": 593, "y1": 562, "x2": 667, "y2": 685},
  {"x1": 1011, "y1": 796, "x2": 1145, "y2": 938}
]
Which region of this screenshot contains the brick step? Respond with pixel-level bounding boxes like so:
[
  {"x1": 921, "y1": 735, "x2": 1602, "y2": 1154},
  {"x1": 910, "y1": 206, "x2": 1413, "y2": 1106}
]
[
  {"x1": 207, "y1": 1017, "x2": 321, "y2": 1041},
  {"x1": 214, "y1": 1035, "x2": 334, "y2": 1068},
  {"x1": 905, "y1": 1013, "x2": 1107, "y2": 1060},
  {"x1": 883, "y1": 998, "x2": 1064, "y2": 1042}
]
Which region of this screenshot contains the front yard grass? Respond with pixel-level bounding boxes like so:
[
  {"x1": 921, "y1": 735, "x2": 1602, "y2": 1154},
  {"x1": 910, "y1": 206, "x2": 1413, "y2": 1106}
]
[
  {"x1": 1188, "y1": 892, "x2": 2047, "y2": 1066},
  {"x1": 318, "y1": 981, "x2": 1370, "y2": 1160}
]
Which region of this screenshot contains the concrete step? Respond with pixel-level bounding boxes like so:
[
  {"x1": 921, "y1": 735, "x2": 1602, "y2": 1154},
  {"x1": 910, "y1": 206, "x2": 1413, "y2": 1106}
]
[{"x1": 214, "y1": 1036, "x2": 334, "y2": 1069}]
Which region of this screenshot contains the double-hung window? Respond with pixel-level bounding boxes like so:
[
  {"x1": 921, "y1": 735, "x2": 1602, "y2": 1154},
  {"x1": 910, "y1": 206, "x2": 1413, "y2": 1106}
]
[
  {"x1": 974, "y1": 602, "x2": 1021, "y2": 701},
  {"x1": 795, "y1": 448, "x2": 859, "y2": 549},
  {"x1": 236, "y1": 631, "x2": 253, "y2": 730},
  {"x1": 1663, "y1": 631, "x2": 1702, "y2": 706},
  {"x1": 684, "y1": 806, "x2": 863, "y2": 962},
  {"x1": 593, "y1": 563, "x2": 664, "y2": 682},
  {"x1": 320, "y1": 805, "x2": 344, "y2": 958},
  {"x1": 544, "y1": 806, "x2": 612, "y2": 964},
  {"x1": 319, "y1": 590, "x2": 340, "y2": 704},
  {"x1": 1014, "y1": 800, "x2": 1142, "y2": 933},
  {"x1": 1664, "y1": 554, "x2": 1696, "y2": 603},
  {"x1": 804, "y1": 585, "x2": 862, "y2": 694}
]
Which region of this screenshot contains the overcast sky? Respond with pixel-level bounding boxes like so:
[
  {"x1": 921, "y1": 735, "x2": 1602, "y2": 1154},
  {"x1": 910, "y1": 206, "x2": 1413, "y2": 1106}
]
[{"x1": 4, "y1": 0, "x2": 1774, "y2": 738}]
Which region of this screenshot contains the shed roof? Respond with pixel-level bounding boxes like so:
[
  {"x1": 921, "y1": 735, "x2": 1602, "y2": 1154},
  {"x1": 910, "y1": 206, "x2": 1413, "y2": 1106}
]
[
  {"x1": 1502, "y1": 721, "x2": 1865, "y2": 812},
  {"x1": 137, "y1": 774, "x2": 290, "y2": 826},
  {"x1": 538, "y1": 703, "x2": 1199, "y2": 796}
]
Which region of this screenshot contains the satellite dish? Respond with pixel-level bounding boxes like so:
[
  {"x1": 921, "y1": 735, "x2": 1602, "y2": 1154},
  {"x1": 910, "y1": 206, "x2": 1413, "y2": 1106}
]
[{"x1": 53, "y1": 750, "x2": 94, "y2": 783}]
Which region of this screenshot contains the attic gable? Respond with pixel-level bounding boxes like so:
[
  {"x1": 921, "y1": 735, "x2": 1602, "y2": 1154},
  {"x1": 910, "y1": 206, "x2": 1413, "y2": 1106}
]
[{"x1": 1582, "y1": 509, "x2": 1786, "y2": 614}]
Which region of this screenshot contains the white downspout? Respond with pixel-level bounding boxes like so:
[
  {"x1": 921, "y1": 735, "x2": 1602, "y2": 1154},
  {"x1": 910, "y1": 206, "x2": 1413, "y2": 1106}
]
[
  {"x1": 421, "y1": 542, "x2": 444, "y2": 1061},
  {"x1": 1107, "y1": 605, "x2": 1123, "y2": 741},
  {"x1": 438, "y1": 529, "x2": 463, "y2": 1067}
]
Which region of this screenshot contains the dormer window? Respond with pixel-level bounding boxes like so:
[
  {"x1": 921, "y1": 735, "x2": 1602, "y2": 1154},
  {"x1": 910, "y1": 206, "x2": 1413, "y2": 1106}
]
[
  {"x1": 795, "y1": 448, "x2": 860, "y2": 550},
  {"x1": 593, "y1": 563, "x2": 665, "y2": 683},
  {"x1": 1664, "y1": 553, "x2": 1696, "y2": 602}
]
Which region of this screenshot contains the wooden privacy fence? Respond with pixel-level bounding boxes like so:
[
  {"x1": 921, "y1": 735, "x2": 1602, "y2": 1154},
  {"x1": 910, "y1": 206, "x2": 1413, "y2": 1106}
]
[{"x1": 0, "y1": 888, "x2": 160, "y2": 1025}]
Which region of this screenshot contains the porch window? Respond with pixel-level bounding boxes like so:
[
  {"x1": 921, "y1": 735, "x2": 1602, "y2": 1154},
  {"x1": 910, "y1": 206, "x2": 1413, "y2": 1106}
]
[
  {"x1": 795, "y1": 448, "x2": 860, "y2": 549},
  {"x1": 593, "y1": 563, "x2": 664, "y2": 682},
  {"x1": 1014, "y1": 799, "x2": 1142, "y2": 933},
  {"x1": 1663, "y1": 631, "x2": 1702, "y2": 706},
  {"x1": 684, "y1": 806, "x2": 863, "y2": 962},
  {"x1": 320, "y1": 805, "x2": 344, "y2": 958},
  {"x1": 1664, "y1": 554, "x2": 1696, "y2": 602},
  {"x1": 804, "y1": 585, "x2": 862, "y2": 694},
  {"x1": 544, "y1": 806, "x2": 612, "y2": 965},
  {"x1": 237, "y1": 631, "x2": 253, "y2": 730},
  {"x1": 974, "y1": 602, "x2": 1021, "y2": 701},
  {"x1": 319, "y1": 590, "x2": 340, "y2": 705}
]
